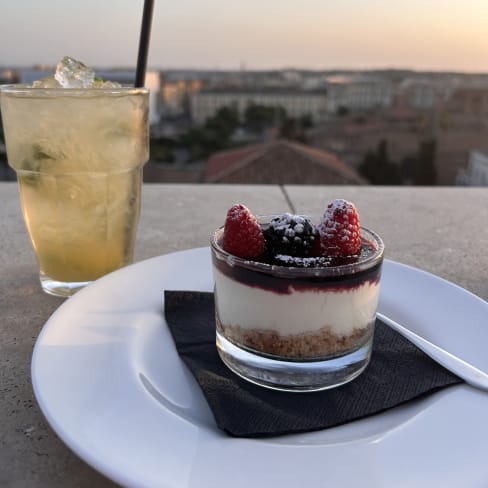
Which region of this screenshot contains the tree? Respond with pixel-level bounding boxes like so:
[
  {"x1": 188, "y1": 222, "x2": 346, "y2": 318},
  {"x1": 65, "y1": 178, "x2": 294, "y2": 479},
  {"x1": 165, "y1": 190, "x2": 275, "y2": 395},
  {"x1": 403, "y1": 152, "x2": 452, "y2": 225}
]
[
  {"x1": 412, "y1": 139, "x2": 437, "y2": 185},
  {"x1": 177, "y1": 106, "x2": 241, "y2": 161},
  {"x1": 179, "y1": 128, "x2": 223, "y2": 161},
  {"x1": 150, "y1": 138, "x2": 175, "y2": 163},
  {"x1": 358, "y1": 139, "x2": 403, "y2": 185},
  {"x1": 205, "y1": 106, "x2": 239, "y2": 140},
  {"x1": 299, "y1": 114, "x2": 313, "y2": 129},
  {"x1": 359, "y1": 149, "x2": 377, "y2": 181},
  {"x1": 244, "y1": 104, "x2": 286, "y2": 133},
  {"x1": 279, "y1": 117, "x2": 306, "y2": 142}
]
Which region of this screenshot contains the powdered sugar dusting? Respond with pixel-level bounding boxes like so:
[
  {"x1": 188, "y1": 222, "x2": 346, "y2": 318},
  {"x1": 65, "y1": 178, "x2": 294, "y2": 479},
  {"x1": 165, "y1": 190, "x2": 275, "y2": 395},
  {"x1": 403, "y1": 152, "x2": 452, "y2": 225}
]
[
  {"x1": 227, "y1": 203, "x2": 254, "y2": 222},
  {"x1": 221, "y1": 200, "x2": 362, "y2": 263},
  {"x1": 223, "y1": 204, "x2": 265, "y2": 259},
  {"x1": 273, "y1": 254, "x2": 335, "y2": 268},
  {"x1": 268, "y1": 213, "x2": 308, "y2": 234},
  {"x1": 319, "y1": 199, "x2": 359, "y2": 243},
  {"x1": 264, "y1": 213, "x2": 318, "y2": 259},
  {"x1": 317, "y1": 198, "x2": 361, "y2": 257}
]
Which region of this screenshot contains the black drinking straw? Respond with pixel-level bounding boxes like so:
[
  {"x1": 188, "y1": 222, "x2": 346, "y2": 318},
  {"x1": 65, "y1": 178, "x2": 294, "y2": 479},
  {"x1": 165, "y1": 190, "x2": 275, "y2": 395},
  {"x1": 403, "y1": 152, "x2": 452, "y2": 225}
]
[{"x1": 135, "y1": 0, "x2": 155, "y2": 87}]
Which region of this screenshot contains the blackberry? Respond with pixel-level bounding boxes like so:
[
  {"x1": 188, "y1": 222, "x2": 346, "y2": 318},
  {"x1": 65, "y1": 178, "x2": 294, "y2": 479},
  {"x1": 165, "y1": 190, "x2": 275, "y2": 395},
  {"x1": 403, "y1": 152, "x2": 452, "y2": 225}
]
[{"x1": 263, "y1": 213, "x2": 319, "y2": 258}]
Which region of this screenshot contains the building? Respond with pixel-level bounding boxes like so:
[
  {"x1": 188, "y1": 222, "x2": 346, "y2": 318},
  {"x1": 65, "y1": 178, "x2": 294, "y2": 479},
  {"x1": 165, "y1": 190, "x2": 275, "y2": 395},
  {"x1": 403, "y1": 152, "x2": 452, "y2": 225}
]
[
  {"x1": 307, "y1": 115, "x2": 420, "y2": 170},
  {"x1": 456, "y1": 150, "x2": 488, "y2": 186},
  {"x1": 204, "y1": 139, "x2": 364, "y2": 185},
  {"x1": 190, "y1": 88, "x2": 327, "y2": 125},
  {"x1": 161, "y1": 79, "x2": 203, "y2": 118},
  {"x1": 0, "y1": 69, "x2": 18, "y2": 84},
  {"x1": 443, "y1": 87, "x2": 488, "y2": 125},
  {"x1": 397, "y1": 78, "x2": 446, "y2": 110},
  {"x1": 325, "y1": 75, "x2": 393, "y2": 114},
  {"x1": 143, "y1": 161, "x2": 204, "y2": 183},
  {"x1": 142, "y1": 71, "x2": 162, "y2": 125}
]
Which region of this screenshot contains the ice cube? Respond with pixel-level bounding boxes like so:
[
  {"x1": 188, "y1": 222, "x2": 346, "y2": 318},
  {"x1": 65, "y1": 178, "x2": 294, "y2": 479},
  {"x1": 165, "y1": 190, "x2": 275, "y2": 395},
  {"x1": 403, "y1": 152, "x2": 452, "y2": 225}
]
[
  {"x1": 92, "y1": 78, "x2": 122, "y2": 89},
  {"x1": 100, "y1": 80, "x2": 122, "y2": 88},
  {"x1": 32, "y1": 75, "x2": 62, "y2": 88},
  {"x1": 54, "y1": 56, "x2": 95, "y2": 88}
]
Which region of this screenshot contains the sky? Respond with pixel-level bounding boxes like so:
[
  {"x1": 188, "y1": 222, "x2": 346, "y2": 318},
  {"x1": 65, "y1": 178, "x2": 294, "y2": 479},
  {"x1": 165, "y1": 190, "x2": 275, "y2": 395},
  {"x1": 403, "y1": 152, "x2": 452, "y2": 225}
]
[{"x1": 2, "y1": 0, "x2": 488, "y2": 73}]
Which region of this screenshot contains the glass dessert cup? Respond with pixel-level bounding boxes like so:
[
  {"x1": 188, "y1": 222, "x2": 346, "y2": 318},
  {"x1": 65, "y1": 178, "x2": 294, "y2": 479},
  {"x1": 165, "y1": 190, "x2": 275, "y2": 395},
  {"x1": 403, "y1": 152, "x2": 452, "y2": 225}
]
[
  {"x1": 0, "y1": 85, "x2": 149, "y2": 297},
  {"x1": 211, "y1": 223, "x2": 384, "y2": 392}
]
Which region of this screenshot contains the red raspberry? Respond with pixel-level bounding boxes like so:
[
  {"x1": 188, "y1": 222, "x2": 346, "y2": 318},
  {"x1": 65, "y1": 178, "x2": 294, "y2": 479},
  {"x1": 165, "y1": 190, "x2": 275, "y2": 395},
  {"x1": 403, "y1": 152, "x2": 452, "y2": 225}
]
[
  {"x1": 222, "y1": 204, "x2": 265, "y2": 259},
  {"x1": 318, "y1": 199, "x2": 361, "y2": 257}
]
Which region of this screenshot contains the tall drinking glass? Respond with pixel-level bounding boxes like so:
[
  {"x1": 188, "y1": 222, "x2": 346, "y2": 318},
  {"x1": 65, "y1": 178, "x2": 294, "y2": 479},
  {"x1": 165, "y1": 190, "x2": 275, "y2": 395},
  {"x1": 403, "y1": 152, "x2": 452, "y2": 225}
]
[{"x1": 0, "y1": 85, "x2": 149, "y2": 296}]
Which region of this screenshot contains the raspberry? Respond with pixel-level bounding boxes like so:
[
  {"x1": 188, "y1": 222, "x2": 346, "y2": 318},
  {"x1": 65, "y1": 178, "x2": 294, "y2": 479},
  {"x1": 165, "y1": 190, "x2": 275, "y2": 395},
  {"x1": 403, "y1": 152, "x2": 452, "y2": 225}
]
[
  {"x1": 222, "y1": 204, "x2": 265, "y2": 259},
  {"x1": 263, "y1": 213, "x2": 319, "y2": 258},
  {"x1": 318, "y1": 199, "x2": 361, "y2": 257}
]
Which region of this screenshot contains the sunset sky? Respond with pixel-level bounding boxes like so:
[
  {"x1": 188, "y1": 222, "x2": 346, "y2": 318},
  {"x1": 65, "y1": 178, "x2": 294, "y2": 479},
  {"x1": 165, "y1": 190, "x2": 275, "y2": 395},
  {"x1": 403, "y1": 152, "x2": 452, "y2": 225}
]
[{"x1": 2, "y1": 0, "x2": 488, "y2": 72}]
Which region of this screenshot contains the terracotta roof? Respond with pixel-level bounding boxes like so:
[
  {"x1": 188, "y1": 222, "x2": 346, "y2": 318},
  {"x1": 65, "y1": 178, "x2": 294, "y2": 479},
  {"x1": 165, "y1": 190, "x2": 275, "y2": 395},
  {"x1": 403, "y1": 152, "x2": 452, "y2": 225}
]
[
  {"x1": 204, "y1": 139, "x2": 364, "y2": 184},
  {"x1": 284, "y1": 141, "x2": 363, "y2": 181},
  {"x1": 204, "y1": 143, "x2": 264, "y2": 180}
]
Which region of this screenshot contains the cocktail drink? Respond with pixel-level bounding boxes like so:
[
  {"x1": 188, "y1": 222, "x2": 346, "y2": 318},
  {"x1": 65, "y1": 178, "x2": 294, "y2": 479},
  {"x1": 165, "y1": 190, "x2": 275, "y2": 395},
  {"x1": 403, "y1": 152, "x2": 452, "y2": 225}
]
[{"x1": 0, "y1": 58, "x2": 149, "y2": 296}]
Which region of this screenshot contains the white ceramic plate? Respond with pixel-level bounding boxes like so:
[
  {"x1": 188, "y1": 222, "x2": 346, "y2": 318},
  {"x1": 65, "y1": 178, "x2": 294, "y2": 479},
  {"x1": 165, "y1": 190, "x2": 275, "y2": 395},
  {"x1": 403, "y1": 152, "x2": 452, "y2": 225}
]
[{"x1": 32, "y1": 247, "x2": 488, "y2": 488}]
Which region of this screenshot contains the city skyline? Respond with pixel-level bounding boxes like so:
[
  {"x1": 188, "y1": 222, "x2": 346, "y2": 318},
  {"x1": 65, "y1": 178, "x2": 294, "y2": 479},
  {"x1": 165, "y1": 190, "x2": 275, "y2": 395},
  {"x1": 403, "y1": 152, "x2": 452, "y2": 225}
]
[{"x1": 2, "y1": 0, "x2": 488, "y2": 73}]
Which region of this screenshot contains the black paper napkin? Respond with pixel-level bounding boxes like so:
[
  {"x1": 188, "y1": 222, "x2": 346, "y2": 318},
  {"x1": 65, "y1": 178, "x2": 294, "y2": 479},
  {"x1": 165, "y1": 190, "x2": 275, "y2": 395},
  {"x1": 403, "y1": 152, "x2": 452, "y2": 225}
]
[{"x1": 164, "y1": 290, "x2": 462, "y2": 438}]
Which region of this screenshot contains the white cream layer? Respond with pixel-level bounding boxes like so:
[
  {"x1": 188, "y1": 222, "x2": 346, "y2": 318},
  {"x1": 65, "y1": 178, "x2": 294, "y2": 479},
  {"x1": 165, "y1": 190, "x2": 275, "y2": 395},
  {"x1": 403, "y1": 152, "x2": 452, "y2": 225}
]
[{"x1": 213, "y1": 268, "x2": 380, "y2": 336}]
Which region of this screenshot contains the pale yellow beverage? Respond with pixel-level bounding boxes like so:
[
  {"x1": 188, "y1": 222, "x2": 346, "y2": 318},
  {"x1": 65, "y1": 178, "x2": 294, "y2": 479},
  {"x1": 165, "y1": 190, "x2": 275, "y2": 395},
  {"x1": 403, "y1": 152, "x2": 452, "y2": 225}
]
[{"x1": 0, "y1": 84, "x2": 149, "y2": 296}]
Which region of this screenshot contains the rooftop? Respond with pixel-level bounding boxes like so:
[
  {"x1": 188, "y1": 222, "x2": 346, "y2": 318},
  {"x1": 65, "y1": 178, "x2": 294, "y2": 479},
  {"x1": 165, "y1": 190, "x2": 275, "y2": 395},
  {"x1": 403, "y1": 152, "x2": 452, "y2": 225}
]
[{"x1": 204, "y1": 139, "x2": 364, "y2": 185}]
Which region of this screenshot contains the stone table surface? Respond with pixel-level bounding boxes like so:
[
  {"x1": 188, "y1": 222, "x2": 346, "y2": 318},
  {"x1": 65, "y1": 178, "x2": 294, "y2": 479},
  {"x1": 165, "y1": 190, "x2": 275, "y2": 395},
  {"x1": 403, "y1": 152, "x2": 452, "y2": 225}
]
[{"x1": 1, "y1": 182, "x2": 487, "y2": 487}]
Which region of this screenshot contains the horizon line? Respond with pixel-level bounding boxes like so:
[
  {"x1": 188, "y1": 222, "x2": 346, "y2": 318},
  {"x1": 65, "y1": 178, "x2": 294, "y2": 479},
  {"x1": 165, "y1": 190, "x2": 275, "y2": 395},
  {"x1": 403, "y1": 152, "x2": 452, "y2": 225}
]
[{"x1": 2, "y1": 63, "x2": 488, "y2": 76}]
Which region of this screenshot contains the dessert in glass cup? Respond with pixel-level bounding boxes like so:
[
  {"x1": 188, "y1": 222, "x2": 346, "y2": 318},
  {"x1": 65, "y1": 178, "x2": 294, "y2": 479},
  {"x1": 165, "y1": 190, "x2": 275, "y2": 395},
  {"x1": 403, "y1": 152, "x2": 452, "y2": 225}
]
[{"x1": 211, "y1": 200, "x2": 384, "y2": 392}]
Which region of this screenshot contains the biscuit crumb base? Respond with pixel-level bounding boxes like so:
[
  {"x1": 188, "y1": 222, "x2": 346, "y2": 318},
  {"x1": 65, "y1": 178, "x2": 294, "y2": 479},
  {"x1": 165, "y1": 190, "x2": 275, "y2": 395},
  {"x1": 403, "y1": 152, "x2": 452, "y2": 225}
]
[{"x1": 217, "y1": 320, "x2": 372, "y2": 360}]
